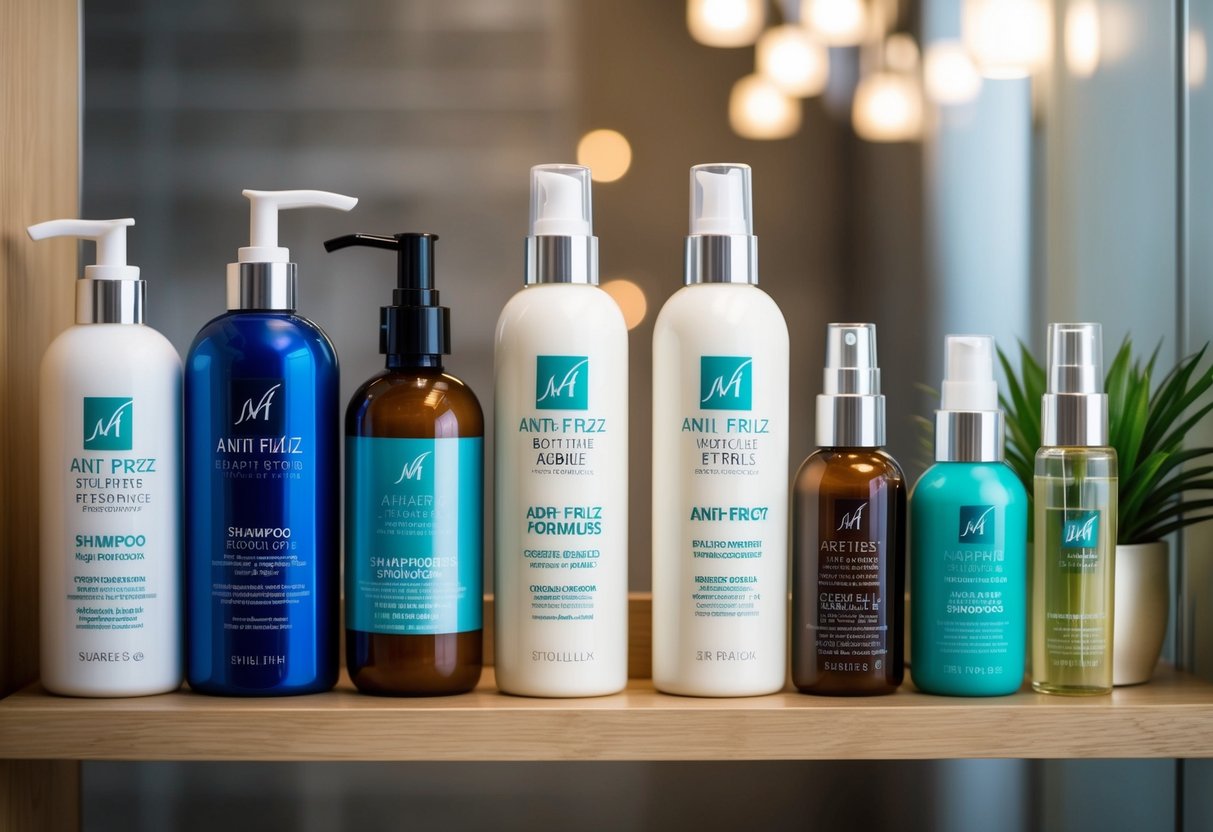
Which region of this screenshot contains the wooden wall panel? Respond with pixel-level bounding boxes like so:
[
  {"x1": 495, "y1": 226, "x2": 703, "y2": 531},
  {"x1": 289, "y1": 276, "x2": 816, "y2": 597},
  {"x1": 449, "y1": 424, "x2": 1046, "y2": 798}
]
[
  {"x1": 1, "y1": 0, "x2": 81, "y2": 829},
  {"x1": 0, "y1": 0, "x2": 79, "y2": 696}
]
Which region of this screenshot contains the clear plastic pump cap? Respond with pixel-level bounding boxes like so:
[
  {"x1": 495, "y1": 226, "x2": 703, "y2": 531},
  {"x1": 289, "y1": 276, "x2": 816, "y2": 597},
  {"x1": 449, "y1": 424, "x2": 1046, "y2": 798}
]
[
  {"x1": 530, "y1": 164, "x2": 592, "y2": 237},
  {"x1": 1047, "y1": 322, "x2": 1103, "y2": 394},
  {"x1": 690, "y1": 163, "x2": 752, "y2": 236},
  {"x1": 942, "y1": 334, "x2": 998, "y2": 411},
  {"x1": 823, "y1": 323, "x2": 880, "y2": 395}
]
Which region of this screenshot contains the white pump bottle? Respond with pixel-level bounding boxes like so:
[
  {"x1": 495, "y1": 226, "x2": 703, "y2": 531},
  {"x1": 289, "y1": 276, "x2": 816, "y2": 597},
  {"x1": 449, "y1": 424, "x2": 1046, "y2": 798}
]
[
  {"x1": 652, "y1": 164, "x2": 790, "y2": 696},
  {"x1": 494, "y1": 164, "x2": 629, "y2": 697},
  {"x1": 28, "y1": 218, "x2": 182, "y2": 697}
]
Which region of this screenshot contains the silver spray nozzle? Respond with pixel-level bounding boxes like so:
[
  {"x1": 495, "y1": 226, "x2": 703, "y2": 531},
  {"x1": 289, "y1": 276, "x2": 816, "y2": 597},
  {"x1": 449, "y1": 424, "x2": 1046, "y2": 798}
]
[
  {"x1": 816, "y1": 323, "x2": 886, "y2": 447},
  {"x1": 823, "y1": 323, "x2": 880, "y2": 395}
]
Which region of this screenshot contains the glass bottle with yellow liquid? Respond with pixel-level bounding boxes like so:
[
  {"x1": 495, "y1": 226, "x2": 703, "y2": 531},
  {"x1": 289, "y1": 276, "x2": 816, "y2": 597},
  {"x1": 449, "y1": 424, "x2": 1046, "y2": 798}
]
[{"x1": 1033, "y1": 323, "x2": 1117, "y2": 695}]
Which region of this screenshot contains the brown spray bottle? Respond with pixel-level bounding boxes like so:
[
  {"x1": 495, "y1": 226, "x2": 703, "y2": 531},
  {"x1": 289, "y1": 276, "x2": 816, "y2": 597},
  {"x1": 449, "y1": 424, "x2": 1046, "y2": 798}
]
[{"x1": 792, "y1": 323, "x2": 905, "y2": 695}]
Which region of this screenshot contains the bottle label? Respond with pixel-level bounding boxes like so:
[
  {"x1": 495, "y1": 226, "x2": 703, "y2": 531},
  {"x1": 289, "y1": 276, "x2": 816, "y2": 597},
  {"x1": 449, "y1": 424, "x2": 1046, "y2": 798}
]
[
  {"x1": 209, "y1": 376, "x2": 313, "y2": 648},
  {"x1": 931, "y1": 503, "x2": 1015, "y2": 676},
  {"x1": 67, "y1": 394, "x2": 164, "y2": 642},
  {"x1": 676, "y1": 352, "x2": 785, "y2": 671},
  {"x1": 814, "y1": 496, "x2": 889, "y2": 673},
  {"x1": 1042, "y1": 507, "x2": 1110, "y2": 670},
  {"x1": 346, "y1": 436, "x2": 482, "y2": 635},
  {"x1": 500, "y1": 348, "x2": 625, "y2": 676}
]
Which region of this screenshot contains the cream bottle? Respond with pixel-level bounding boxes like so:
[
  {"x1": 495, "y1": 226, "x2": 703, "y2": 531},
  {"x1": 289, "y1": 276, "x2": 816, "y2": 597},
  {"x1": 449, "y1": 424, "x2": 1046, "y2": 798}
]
[
  {"x1": 651, "y1": 163, "x2": 790, "y2": 697},
  {"x1": 494, "y1": 164, "x2": 629, "y2": 697},
  {"x1": 28, "y1": 219, "x2": 182, "y2": 697}
]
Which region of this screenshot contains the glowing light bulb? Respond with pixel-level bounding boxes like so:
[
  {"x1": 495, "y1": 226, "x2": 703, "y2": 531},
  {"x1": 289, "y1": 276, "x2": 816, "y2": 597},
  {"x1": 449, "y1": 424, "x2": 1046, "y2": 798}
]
[
  {"x1": 756, "y1": 24, "x2": 829, "y2": 97},
  {"x1": 852, "y1": 71, "x2": 923, "y2": 142},
  {"x1": 729, "y1": 73, "x2": 802, "y2": 139},
  {"x1": 962, "y1": 0, "x2": 1051, "y2": 78},
  {"x1": 601, "y1": 279, "x2": 648, "y2": 330},
  {"x1": 687, "y1": 0, "x2": 765, "y2": 48},
  {"x1": 924, "y1": 40, "x2": 982, "y2": 105},
  {"x1": 802, "y1": 0, "x2": 868, "y2": 47},
  {"x1": 1191, "y1": 29, "x2": 1207, "y2": 89},
  {"x1": 885, "y1": 33, "x2": 920, "y2": 74},
  {"x1": 577, "y1": 130, "x2": 633, "y2": 183},
  {"x1": 1065, "y1": 0, "x2": 1101, "y2": 78}
]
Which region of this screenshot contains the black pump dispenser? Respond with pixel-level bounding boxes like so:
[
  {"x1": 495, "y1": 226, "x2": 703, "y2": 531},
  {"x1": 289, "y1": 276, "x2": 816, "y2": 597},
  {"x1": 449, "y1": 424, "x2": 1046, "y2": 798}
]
[{"x1": 324, "y1": 232, "x2": 450, "y2": 361}]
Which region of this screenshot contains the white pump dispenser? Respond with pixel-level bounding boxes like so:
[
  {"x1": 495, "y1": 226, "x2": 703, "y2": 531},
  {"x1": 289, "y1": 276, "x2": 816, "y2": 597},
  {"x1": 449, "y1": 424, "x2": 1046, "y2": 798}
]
[
  {"x1": 941, "y1": 335, "x2": 998, "y2": 412},
  {"x1": 238, "y1": 189, "x2": 359, "y2": 264},
  {"x1": 29, "y1": 217, "x2": 182, "y2": 696},
  {"x1": 530, "y1": 167, "x2": 592, "y2": 237},
  {"x1": 28, "y1": 218, "x2": 139, "y2": 280},
  {"x1": 227, "y1": 189, "x2": 357, "y2": 311}
]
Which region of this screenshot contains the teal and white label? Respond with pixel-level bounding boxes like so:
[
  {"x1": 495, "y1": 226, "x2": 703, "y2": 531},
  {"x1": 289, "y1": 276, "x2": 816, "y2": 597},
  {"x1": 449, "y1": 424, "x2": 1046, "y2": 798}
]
[
  {"x1": 535, "y1": 355, "x2": 590, "y2": 410},
  {"x1": 699, "y1": 356, "x2": 753, "y2": 411},
  {"x1": 83, "y1": 397, "x2": 134, "y2": 451},
  {"x1": 346, "y1": 436, "x2": 483, "y2": 635},
  {"x1": 958, "y1": 504, "x2": 996, "y2": 544},
  {"x1": 1062, "y1": 511, "x2": 1100, "y2": 549}
]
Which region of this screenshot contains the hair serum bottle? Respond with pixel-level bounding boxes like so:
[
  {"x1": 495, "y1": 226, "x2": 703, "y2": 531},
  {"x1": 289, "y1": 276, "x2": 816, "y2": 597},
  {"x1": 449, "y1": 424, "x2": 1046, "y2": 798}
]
[
  {"x1": 651, "y1": 164, "x2": 790, "y2": 697},
  {"x1": 793, "y1": 323, "x2": 906, "y2": 696},
  {"x1": 910, "y1": 335, "x2": 1028, "y2": 696},
  {"x1": 1033, "y1": 322, "x2": 1116, "y2": 695},
  {"x1": 329, "y1": 233, "x2": 483, "y2": 696}
]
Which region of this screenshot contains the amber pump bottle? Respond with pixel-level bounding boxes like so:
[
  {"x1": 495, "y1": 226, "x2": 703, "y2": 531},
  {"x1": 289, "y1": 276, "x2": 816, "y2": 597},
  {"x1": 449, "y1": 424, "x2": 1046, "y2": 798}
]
[
  {"x1": 327, "y1": 233, "x2": 484, "y2": 695},
  {"x1": 793, "y1": 323, "x2": 906, "y2": 695}
]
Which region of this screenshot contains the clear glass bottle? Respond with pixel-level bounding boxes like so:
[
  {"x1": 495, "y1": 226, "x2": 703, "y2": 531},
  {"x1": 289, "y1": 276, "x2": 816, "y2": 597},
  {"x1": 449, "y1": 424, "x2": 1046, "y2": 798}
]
[{"x1": 1032, "y1": 323, "x2": 1117, "y2": 695}]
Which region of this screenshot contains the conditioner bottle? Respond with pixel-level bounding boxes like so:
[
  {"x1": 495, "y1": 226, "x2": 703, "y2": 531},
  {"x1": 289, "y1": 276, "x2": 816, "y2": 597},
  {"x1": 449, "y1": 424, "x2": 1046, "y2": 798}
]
[
  {"x1": 652, "y1": 163, "x2": 790, "y2": 697},
  {"x1": 793, "y1": 323, "x2": 905, "y2": 696},
  {"x1": 494, "y1": 164, "x2": 628, "y2": 697},
  {"x1": 1033, "y1": 322, "x2": 1116, "y2": 695},
  {"x1": 910, "y1": 335, "x2": 1027, "y2": 696},
  {"x1": 29, "y1": 218, "x2": 182, "y2": 697},
  {"x1": 331, "y1": 232, "x2": 483, "y2": 696},
  {"x1": 185, "y1": 189, "x2": 356, "y2": 695}
]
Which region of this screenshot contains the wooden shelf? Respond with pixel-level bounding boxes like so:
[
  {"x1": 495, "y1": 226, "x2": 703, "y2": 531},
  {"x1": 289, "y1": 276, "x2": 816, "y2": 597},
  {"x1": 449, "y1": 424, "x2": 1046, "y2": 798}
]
[{"x1": 2, "y1": 665, "x2": 1213, "y2": 762}]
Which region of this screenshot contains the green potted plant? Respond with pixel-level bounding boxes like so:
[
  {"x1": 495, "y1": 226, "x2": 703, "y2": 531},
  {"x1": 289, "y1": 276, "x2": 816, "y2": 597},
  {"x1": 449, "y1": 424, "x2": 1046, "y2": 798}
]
[{"x1": 999, "y1": 339, "x2": 1213, "y2": 684}]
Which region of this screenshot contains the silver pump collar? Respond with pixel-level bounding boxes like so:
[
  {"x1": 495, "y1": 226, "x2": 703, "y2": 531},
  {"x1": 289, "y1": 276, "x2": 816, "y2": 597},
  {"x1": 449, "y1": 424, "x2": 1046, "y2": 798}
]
[
  {"x1": 936, "y1": 411, "x2": 1004, "y2": 462},
  {"x1": 77, "y1": 279, "x2": 145, "y2": 324},
  {"x1": 227, "y1": 261, "x2": 297, "y2": 311},
  {"x1": 1043, "y1": 393, "x2": 1109, "y2": 446},
  {"x1": 684, "y1": 235, "x2": 757, "y2": 285},
  {"x1": 524, "y1": 236, "x2": 598, "y2": 285}
]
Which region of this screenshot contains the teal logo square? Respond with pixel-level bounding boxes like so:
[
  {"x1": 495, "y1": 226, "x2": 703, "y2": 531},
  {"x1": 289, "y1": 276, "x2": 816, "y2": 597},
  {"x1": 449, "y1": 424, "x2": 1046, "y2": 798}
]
[
  {"x1": 1062, "y1": 511, "x2": 1100, "y2": 548},
  {"x1": 536, "y1": 355, "x2": 589, "y2": 410},
  {"x1": 959, "y1": 505, "x2": 996, "y2": 544},
  {"x1": 700, "y1": 356, "x2": 752, "y2": 411},
  {"x1": 83, "y1": 397, "x2": 133, "y2": 451}
]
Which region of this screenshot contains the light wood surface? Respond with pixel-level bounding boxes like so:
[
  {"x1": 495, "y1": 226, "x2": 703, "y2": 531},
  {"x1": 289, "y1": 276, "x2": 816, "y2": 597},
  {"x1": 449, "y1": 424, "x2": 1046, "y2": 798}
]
[{"x1": 1, "y1": 663, "x2": 1211, "y2": 762}]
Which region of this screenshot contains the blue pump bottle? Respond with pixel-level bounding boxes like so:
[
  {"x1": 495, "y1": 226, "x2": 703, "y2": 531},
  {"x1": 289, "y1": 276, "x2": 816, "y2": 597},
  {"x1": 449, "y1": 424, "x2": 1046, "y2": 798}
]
[
  {"x1": 910, "y1": 335, "x2": 1028, "y2": 696},
  {"x1": 185, "y1": 189, "x2": 357, "y2": 695}
]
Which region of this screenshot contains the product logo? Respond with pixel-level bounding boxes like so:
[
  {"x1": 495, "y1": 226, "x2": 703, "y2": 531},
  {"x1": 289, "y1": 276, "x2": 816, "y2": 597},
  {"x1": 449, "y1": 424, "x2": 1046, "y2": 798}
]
[
  {"x1": 834, "y1": 499, "x2": 868, "y2": 534},
  {"x1": 231, "y1": 379, "x2": 285, "y2": 434},
  {"x1": 535, "y1": 355, "x2": 589, "y2": 410},
  {"x1": 959, "y1": 505, "x2": 996, "y2": 544},
  {"x1": 393, "y1": 451, "x2": 432, "y2": 484},
  {"x1": 83, "y1": 397, "x2": 133, "y2": 451},
  {"x1": 699, "y1": 356, "x2": 753, "y2": 411},
  {"x1": 1062, "y1": 512, "x2": 1100, "y2": 548}
]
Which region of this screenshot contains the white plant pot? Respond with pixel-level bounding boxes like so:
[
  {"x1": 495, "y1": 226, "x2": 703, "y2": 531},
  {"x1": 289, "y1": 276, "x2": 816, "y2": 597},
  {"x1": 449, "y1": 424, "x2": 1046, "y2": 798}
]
[{"x1": 1113, "y1": 541, "x2": 1170, "y2": 686}]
